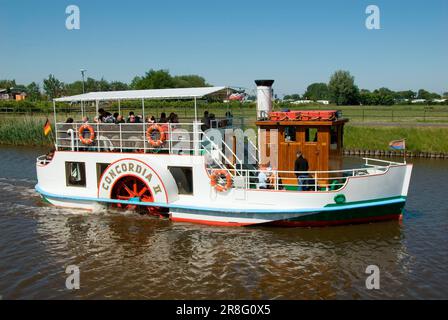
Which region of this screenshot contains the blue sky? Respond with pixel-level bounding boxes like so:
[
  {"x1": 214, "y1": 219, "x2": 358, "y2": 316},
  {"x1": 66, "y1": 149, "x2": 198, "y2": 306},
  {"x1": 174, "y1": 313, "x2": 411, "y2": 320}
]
[{"x1": 1, "y1": 0, "x2": 447, "y2": 95}]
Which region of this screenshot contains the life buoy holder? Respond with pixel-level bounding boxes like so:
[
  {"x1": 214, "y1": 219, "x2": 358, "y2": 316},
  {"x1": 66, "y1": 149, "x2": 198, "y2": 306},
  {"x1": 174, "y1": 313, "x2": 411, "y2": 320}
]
[
  {"x1": 146, "y1": 124, "x2": 166, "y2": 147},
  {"x1": 79, "y1": 124, "x2": 95, "y2": 145},
  {"x1": 210, "y1": 170, "x2": 232, "y2": 192}
]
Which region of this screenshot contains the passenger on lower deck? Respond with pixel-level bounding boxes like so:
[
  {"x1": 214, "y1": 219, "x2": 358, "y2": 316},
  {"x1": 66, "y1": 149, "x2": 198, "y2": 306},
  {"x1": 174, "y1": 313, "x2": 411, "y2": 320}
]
[{"x1": 294, "y1": 151, "x2": 309, "y2": 191}]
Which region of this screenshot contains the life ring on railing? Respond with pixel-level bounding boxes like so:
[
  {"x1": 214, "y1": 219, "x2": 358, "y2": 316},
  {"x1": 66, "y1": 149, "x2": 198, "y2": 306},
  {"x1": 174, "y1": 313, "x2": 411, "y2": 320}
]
[
  {"x1": 78, "y1": 124, "x2": 95, "y2": 145},
  {"x1": 210, "y1": 170, "x2": 232, "y2": 192},
  {"x1": 146, "y1": 124, "x2": 166, "y2": 147}
]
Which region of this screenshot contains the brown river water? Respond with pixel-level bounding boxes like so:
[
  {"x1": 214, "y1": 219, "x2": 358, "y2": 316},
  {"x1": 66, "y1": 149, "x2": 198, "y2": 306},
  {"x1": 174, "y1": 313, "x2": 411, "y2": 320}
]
[{"x1": 0, "y1": 146, "x2": 447, "y2": 299}]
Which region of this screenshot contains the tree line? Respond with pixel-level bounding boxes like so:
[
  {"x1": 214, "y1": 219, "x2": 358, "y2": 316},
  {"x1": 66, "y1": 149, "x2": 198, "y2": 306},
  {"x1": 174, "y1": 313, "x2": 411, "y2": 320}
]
[
  {"x1": 284, "y1": 70, "x2": 448, "y2": 105},
  {"x1": 0, "y1": 69, "x2": 209, "y2": 101},
  {"x1": 1, "y1": 69, "x2": 446, "y2": 105}
]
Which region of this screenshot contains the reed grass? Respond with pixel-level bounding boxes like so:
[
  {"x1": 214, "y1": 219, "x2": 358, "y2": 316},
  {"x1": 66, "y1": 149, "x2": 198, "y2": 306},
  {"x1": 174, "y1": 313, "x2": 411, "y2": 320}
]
[{"x1": 0, "y1": 117, "x2": 54, "y2": 146}]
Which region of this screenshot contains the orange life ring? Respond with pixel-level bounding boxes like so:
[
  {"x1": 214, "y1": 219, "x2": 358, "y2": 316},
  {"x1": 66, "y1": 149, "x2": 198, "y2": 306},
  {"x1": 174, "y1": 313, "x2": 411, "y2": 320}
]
[
  {"x1": 78, "y1": 124, "x2": 95, "y2": 145},
  {"x1": 146, "y1": 124, "x2": 166, "y2": 147},
  {"x1": 210, "y1": 170, "x2": 232, "y2": 192}
]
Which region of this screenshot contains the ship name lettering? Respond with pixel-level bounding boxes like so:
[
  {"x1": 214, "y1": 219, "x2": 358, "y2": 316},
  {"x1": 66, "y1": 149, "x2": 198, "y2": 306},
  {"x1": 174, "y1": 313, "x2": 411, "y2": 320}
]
[
  {"x1": 101, "y1": 161, "x2": 158, "y2": 192},
  {"x1": 153, "y1": 185, "x2": 162, "y2": 194}
]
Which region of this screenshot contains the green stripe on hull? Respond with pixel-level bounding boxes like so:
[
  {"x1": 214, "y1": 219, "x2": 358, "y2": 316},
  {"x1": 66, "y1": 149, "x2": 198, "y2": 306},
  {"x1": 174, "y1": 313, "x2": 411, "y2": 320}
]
[
  {"x1": 286, "y1": 201, "x2": 405, "y2": 223},
  {"x1": 325, "y1": 196, "x2": 406, "y2": 208}
]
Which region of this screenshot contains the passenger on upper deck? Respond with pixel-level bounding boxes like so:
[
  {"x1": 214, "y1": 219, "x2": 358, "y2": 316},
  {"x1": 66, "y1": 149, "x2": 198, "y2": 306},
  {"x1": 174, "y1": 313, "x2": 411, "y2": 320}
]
[
  {"x1": 115, "y1": 115, "x2": 125, "y2": 124},
  {"x1": 127, "y1": 111, "x2": 135, "y2": 122},
  {"x1": 81, "y1": 116, "x2": 89, "y2": 123},
  {"x1": 145, "y1": 116, "x2": 156, "y2": 123},
  {"x1": 201, "y1": 111, "x2": 210, "y2": 131},
  {"x1": 159, "y1": 112, "x2": 168, "y2": 123},
  {"x1": 98, "y1": 108, "x2": 114, "y2": 123},
  {"x1": 66, "y1": 117, "x2": 74, "y2": 123}
]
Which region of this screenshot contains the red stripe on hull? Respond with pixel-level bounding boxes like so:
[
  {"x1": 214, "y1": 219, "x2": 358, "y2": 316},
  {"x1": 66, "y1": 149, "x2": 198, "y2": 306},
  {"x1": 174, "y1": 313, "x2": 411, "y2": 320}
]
[
  {"x1": 268, "y1": 213, "x2": 401, "y2": 227},
  {"x1": 170, "y1": 216, "x2": 254, "y2": 227}
]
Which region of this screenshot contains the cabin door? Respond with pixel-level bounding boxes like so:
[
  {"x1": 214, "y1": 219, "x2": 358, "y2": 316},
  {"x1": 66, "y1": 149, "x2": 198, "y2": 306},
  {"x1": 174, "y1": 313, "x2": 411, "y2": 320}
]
[{"x1": 302, "y1": 142, "x2": 320, "y2": 172}]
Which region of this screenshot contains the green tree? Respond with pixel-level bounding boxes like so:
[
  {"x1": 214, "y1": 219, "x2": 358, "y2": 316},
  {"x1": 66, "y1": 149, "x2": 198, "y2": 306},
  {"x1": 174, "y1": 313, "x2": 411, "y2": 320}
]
[
  {"x1": 131, "y1": 69, "x2": 175, "y2": 89},
  {"x1": 328, "y1": 70, "x2": 359, "y2": 105},
  {"x1": 43, "y1": 74, "x2": 65, "y2": 99},
  {"x1": 173, "y1": 75, "x2": 209, "y2": 88},
  {"x1": 64, "y1": 81, "x2": 84, "y2": 95},
  {"x1": 395, "y1": 90, "x2": 416, "y2": 100},
  {"x1": 373, "y1": 87, "x2": 395, "y2": 105},
  {"x1": 109, "y1": 81, "x2": 129, "y2": 91},
  {"x1": 359, "y1": 89, "x2": 377, "y2": 105},
  {"x1": 303, "y1": 83, "x2": 329, "y2": 100},
  {"x1": 27, "y1": 82, "x2": 41, "y2": 101},
  {"x1": 0, "y1": 79, "x2": 17, "y2": 89},
  {"x1": 417, "y1": 89, "x2": 441, "y2": 100},
  {"x1": 284, "y1": 94, "x2": 301, "y2": 100}
]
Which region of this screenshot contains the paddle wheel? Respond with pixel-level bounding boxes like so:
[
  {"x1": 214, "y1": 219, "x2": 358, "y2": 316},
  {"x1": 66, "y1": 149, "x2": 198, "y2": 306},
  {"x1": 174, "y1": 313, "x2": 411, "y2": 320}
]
[{"x1": 111, "y1": 175, "x2": 168, "y2": 217}]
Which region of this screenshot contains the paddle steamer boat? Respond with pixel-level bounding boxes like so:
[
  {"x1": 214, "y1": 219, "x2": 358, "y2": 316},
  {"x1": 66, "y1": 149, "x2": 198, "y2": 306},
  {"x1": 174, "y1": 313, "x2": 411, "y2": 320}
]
[{"x1": 35, "y1": 80, "x2": 413, "y2": 227}]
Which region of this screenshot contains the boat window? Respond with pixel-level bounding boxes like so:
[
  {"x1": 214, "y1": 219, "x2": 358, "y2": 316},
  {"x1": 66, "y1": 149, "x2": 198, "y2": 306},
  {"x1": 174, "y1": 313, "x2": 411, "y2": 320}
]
[
  {"x1": 96, "y1": 163, "x2": 110, "y2": 185},
  {"x1": 306, "y1": 128, "x2": 318, "y2": 142},
  {"x1": 168, "y1": 166, "x2": 193, "y2": 195},
  {"x1": 284, "y1": 126, "x2": 296, "y2": 142},
  {"x1": 65, "y1": 162, "x2": 86, "y2": 187}
]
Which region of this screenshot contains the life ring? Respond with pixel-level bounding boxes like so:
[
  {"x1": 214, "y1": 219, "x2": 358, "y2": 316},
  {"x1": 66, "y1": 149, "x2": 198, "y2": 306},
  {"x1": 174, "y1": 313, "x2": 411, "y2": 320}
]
[
  {"x1": 210, "y1": 170, "x2": 232, "y2": 192},
  {"x1": 78, "y1": 124, "x2": 95, "y2": 145},
  {"x1": 146, "y1": 124, "x2": 166, "y2": 147}
]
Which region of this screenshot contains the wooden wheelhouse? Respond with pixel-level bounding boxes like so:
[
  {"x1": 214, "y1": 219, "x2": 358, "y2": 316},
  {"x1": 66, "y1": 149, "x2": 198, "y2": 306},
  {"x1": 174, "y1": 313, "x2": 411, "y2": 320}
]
[{"x1": 255, "y1": 111, "x2": 348, "y2": 187}]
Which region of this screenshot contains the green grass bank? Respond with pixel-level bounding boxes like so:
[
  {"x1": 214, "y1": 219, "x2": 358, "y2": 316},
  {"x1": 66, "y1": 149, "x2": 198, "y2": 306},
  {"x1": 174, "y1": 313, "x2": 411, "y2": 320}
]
[{"x1": 344, "y1": 125, "x2": 448, "y2": 153}]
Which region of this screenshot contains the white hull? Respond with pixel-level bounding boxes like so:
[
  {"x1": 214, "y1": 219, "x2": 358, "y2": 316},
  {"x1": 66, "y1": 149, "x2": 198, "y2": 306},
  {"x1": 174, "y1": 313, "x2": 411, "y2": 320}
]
[{"x1": 36, "y1": 151, "x2": 413, "y2": 227}]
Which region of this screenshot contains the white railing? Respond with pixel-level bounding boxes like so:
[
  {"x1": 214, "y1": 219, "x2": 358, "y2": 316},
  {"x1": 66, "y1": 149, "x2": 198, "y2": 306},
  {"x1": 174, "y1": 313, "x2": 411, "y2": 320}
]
[
  {"x1": 55, "y1": 122, "x2": 202, "y2": 155},
  {"x1": 208, "y1": 164, "x2": 390, "y2": 192},
  {"x1": 363, "y1": 157, "x2": 405, "y2": 166}
]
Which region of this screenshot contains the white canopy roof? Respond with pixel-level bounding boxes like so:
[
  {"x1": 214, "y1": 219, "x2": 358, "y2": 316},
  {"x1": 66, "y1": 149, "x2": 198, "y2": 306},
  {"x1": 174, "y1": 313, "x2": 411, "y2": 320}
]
[{"x1": 54, "y1": 86, "x2": 228, "y2": 102}]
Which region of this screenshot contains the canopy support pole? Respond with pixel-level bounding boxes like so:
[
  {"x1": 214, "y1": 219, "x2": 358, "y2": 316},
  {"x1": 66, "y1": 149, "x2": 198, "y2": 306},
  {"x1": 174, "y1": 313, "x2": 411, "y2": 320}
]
[
  {"x1": 142, "y1": 98, "x2": 145, "y2": 121},
  {"x1": 53, "y1": 101, "x2": 58, "y2": 148},
  {"x1": 194, "y1": 97, "x2": 198, "y2": 122},
  {"x1": 118, "y1": 99, "x2": 121, "y2": 116}
]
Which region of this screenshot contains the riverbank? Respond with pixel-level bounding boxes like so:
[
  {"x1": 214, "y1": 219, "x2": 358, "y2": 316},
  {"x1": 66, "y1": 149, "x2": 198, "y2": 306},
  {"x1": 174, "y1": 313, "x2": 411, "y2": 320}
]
[{"x1": 1, "y1": 117, "x2": 448, "y2": 155}]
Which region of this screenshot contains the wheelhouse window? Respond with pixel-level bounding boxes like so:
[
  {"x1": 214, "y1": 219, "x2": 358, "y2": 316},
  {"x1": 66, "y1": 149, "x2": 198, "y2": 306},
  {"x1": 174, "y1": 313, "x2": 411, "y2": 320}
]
[
  {"x1": 96, "y1": 163, "x2": 110, "y2": 185},
  {"x1": 284, "y1": 126, "x2": 296, "y2": 142},
  {"x1": 168, "y1": 166, "x2": 193, "y2": 195},
  {"x1": 65, "y1": 162, "x2": 86, "y2": 187},
  {"x1": 305, "y1": 128, "x2": 318, "y2": 142}
]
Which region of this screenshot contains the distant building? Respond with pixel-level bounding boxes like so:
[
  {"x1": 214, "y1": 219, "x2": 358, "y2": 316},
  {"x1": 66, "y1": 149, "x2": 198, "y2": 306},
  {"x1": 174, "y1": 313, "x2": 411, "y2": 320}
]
[
  {"x1": 433, "y1": 99, "x2": 447, "y2": 103},
  {"x1": 0, "y1": 89, "x2": 8, "y2": 100},
  {"x1": 411, "y1": 99, "x2": 426, "y2": 104},
  {"x1": 291, "y1": 100, "x2": 313, "y2": 104},
  {"x1": 0, "y1": 87, "x2": 27, "y2": 101},
  {"x1": 316, "y1": 100, "x2": 330, "y2": 105}
]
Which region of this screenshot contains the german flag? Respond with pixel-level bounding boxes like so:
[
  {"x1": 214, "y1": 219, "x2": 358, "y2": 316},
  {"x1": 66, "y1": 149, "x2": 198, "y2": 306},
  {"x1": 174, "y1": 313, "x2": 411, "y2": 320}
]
[{"x1": 43, "y1": 118, "x2": 52, "y2": 136}]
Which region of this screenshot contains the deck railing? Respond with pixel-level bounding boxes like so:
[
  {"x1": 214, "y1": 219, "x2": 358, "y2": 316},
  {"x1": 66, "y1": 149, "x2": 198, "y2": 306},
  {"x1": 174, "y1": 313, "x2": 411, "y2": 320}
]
[
  {"x1": 207, "y1": 158, "x2": 400, "y2": 192},
  {"x1": 55, "y1": 122, "x2": 204, "y2": 154}
]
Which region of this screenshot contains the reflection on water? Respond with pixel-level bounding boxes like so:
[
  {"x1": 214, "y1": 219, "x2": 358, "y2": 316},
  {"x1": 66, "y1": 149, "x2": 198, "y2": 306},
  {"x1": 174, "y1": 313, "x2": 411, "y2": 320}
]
[{"x1": 0, "y1": 146, "x2": 447, "y2": 299}]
